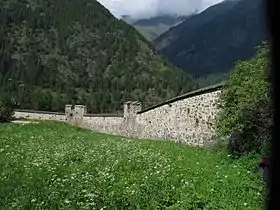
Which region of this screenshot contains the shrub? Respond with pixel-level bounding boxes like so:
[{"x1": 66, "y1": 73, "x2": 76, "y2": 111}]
[
  {"x1": 215, "y1": 44, "x2": 272, "y2": 156},
  {"x1": 0, "y1": 95, "x2": 14, "y2": 123}
]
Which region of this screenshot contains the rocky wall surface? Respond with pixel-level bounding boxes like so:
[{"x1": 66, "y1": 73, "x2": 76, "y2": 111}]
[
  {"x1": 13, "y1": 111, "x2": 66, "y2": 121},
  {"x1": 136, "y1": 90, "x2": 221, "y2": 146},
  {"x1": 82, "y1": 116, "x2": 124, "y2": 135}
]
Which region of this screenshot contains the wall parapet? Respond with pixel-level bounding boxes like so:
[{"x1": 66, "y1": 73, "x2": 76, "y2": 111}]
[
  {"x1": 138, "y1": 82, "x2": 225, "y2": 114},
  {"x1": 13, "y1": 109, "x2": 65, "y2": 116},
  {"x1": 13, "y1": 109, "x2": 124, "y2": 118},
  {"x1": 84, "y1": 113, "x2": 124, "y2": 117}
]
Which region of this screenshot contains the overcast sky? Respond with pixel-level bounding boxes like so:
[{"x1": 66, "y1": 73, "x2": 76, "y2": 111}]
[{"x1": 97, "y1": 0, "x2": 224, "y2": 19}]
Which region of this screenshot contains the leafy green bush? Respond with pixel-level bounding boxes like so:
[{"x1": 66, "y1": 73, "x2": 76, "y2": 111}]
[
  {"x1": 215, "y1": 44, "x2": 272, "y2": 156},
  {"x1": 0, "y1": 96, "x2": 14, "y2": 123}
]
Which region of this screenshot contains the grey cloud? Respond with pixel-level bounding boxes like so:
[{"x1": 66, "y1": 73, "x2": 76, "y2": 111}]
[{"x1": 98, "y1": 0, "x2": 224, "y2": 19}]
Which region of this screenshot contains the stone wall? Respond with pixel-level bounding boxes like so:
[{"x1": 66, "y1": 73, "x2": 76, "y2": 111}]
[
  {"x1": 81, "y1": 113, "x2": 124, "y2": 135},
  {"x1": 14, "y1": 110, "x2": 66, "y2": 121},
  {"x1": 136, "y1": 90, "x2": 221, "y2": 146},
  {"x1": 13, "y1": 83, "x2": 224, "y2": 146}
]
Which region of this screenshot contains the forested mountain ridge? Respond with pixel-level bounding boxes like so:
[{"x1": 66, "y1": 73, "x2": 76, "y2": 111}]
[
  {"x1": 154, "y1": 0, "x2": 266, "y2": 76},
  {"x1": 0, "y1": 0, "x2": 196, "y2": 113}
]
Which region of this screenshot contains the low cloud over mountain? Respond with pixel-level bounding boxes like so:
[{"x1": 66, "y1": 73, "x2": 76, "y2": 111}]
[{"x1": 97, "y1": 0, "x2": 223, "y2": 19}]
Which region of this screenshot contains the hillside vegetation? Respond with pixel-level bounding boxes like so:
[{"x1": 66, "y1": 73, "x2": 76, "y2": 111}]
[
  {"x1": 0, "y1": 0, "x2": 195, "y2": 114},
  {"x1": 215, "y1": 44, "x2": 272, "y2": 156},
  {"x1": 0, "y1": 122, "x2": 264, "y2": 209},
  {"x1": 154, "y1": 0, "x2": 266, "y2": 77}
]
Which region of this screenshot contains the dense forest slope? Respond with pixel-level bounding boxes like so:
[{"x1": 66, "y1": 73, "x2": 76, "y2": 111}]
[
  {"x1": 154, "y1": 0, "x2": 267, "y2": 76},
  {"x1": 0, "y1": 0, "x2": 196, "y2": 113}
]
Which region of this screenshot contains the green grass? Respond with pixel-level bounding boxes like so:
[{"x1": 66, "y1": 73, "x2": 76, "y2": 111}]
[{"x1": 0, "y1": 121, "x2": 264, "y2": 209}]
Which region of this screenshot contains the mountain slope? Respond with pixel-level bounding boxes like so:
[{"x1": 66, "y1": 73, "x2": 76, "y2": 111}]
[
  {"x1": 0, "y1": 0, "x2": 195, "y2": 113},
  {"x1": 122, "y1": 15, "x2": 189, "y2": 41},
  {"x1": 154, "y1": 0, "x2": 267, "y2": 76}
]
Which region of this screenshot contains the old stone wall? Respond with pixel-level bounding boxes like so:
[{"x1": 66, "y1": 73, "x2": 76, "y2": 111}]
[
  {"x1": 81, "y1": 114, "x2": 124, "y2": 135},
  {"x1": 136, "y1": 90, "x2": 221, "y2": 146},
  {"x1": 13, "y1": 83, "x2": 224, "y2": 146},
  {"x1": 14, "y1": 110, "x2": 66, "y2": 121}
]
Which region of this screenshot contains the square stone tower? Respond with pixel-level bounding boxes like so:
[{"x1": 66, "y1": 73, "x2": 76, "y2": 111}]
[
  {"x1": 65, "y1": 104, "x2": 86, "y2": 124},
  {"x1": 123, "y1": 101, "x2": 142, "y2": 137},
  {"x1": 124, "y1": 101, "x2": 142, "y2": 120},
  {"x1": 65, "y1": 104, "x2": 74, "y2": 120}
]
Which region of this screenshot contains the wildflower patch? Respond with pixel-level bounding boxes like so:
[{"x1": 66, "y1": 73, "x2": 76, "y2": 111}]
[{"x1": 0, "y1": 121, "x2": 264, "y2": 209}]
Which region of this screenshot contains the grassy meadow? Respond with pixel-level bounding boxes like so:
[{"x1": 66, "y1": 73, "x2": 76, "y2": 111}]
[{"x1": 0, "y1": 121, "x2": 264, "y2": 209}]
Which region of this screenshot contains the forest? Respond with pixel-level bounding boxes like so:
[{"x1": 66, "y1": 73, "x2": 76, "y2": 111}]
[{"x1": 0, "y1": 0, "x2": 196, "y2": 114}]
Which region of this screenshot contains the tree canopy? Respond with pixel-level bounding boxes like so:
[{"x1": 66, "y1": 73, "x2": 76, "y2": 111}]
[
  {"x1": 0, "y1": 0, "x2": 196, "y2": 113},
  {"x1": 215, "y1": 44, "x2": 272, "y2": 155}
]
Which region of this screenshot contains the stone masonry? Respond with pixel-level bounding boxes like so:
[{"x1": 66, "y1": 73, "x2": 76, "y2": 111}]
[
  {"x1": 136, "y1": 90, "x2": 221, "y2": 146},
  {"x1": 65, "y1": 104, "x2": 86, "y2": 125},
  {"x1": 13, "y1": 110, "x2": 66, "y2": 121},
  {"x1": 13, "y1": 83, "x2": 223, "y2": 146}
]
